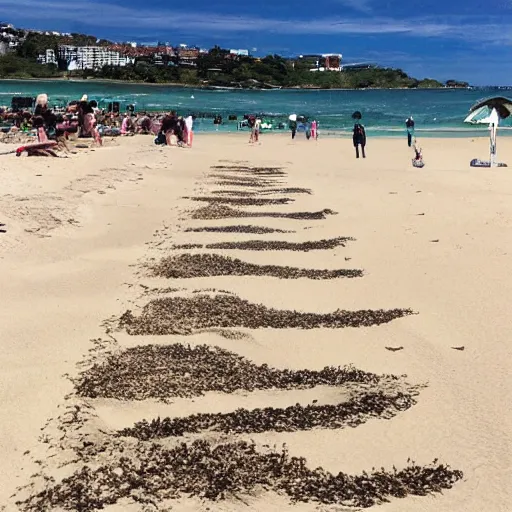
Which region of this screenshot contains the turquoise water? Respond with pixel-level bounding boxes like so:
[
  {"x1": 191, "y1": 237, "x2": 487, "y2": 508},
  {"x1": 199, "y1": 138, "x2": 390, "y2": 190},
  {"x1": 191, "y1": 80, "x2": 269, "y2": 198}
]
[{"x1": 1, "y1": 79, "x2": 511, "y2": 137}]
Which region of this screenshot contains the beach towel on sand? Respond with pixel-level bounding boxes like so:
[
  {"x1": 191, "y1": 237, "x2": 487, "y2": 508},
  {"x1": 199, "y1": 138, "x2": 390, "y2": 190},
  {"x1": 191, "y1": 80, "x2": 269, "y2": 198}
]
[{"x1": 470, "y1": 158, "x2": 508, "y2": 168}]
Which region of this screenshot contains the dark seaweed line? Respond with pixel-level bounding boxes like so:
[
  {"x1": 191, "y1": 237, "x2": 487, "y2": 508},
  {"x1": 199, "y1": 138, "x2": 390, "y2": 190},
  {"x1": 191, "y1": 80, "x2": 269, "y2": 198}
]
[
  {"x1": 120, "y1": 295, "x2": 415, "y2": 336},
  {"x1": 118, "y1": 391, "x2": 416, "y2": 440},
  {"x1": 75, "y1": 343, "x2": 389, "y2": 401},
  {"x1": 151, "y1": 253, "x2": 362, "y2": 279},
  {"x1": 191, "y1": 204, "x2": 337, "y2": 220},
  {"x1": 184, "y1": 196, "x2": 295, "y2": 206},
  {"x1": 172, "y1": 237, "x2": 354, "y2": 252},
  {"x1": 184, "y1": 225, "x2": 291, "y2": 234},
  {"x1": 20, "y1": 440, "x2": 463, "y2": 510}
]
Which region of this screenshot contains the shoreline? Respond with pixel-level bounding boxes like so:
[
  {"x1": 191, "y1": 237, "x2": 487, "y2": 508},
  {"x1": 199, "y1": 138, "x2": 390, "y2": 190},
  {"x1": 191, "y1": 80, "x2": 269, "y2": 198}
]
[{"x1": 0, "y1": 77, "x2": 474, "y2": 91}]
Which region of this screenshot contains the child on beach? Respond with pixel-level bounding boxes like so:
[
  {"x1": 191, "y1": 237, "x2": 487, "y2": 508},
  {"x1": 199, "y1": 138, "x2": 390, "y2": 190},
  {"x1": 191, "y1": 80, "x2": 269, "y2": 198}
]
[{"x1": 412, "y1": 143, "x2": 425, "y2": 168}]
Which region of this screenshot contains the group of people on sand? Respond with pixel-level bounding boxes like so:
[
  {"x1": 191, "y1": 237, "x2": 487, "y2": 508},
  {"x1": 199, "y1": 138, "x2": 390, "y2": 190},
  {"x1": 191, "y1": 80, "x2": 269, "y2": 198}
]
[
  {"x1": 0, "y1": 93, "x2": 103, "y2": 149},
  {"x1": 348, "y1": 113, "x2": 423, "y2": 166},
  {"x1": 155, "y1": 111, "x2": 194, "y2": 147},
  {"x1": 0, "y1": 94, "x2": 187, "y2": 150},
  {"x1": 1, "y1": 94, "x2": 422, "y2": 166},
  {"x1": 288, "y1": 116, "x2": 319, "y2": 141}
]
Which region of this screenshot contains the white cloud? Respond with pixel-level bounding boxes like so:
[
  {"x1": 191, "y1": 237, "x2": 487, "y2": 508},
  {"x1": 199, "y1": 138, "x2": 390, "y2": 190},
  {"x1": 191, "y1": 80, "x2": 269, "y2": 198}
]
[{"x1": 0, "y1": 0, "x2": 511, "y2": 44}]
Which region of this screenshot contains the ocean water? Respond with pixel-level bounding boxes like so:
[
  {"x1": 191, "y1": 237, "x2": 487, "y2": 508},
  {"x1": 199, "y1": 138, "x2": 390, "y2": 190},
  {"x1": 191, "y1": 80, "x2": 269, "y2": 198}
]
[{"x1": 1, "y1": 79, "x2": 511, "y2": 137}]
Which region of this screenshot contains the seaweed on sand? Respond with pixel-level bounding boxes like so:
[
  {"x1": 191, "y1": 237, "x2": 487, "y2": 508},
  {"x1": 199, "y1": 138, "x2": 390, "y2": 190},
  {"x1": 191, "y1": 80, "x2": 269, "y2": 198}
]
[
  {"x1": 174, "y1": 237, "x2": 354, "y2": 252},
  {"x1": 20, "y1": 440, "x2": 463, "y2": 510},
  {"x1": 119, "y1": 294, "x2": 414, "y2": 335},
  {"x1": 191, "y1": 204, "x2": 337, "y2": 220},
  {"x1": 151, "y1": 253, "x2": 362, "y2": 279},
  {"x1": 76, "y1": 343, "x2": 394, "y2": 400}
]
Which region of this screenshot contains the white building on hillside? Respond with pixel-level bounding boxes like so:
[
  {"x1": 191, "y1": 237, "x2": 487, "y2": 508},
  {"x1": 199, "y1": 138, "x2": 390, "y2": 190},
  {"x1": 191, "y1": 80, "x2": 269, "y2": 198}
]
[
  {"x1": 230, "y1": 49, "x2": 249, "y2": 56},
  {"x1": 58, "y1": 45, "x2": 128, "y2": 70},
  {"x1": 37, "y1": 49, "x2": 57, "y2": 65}
]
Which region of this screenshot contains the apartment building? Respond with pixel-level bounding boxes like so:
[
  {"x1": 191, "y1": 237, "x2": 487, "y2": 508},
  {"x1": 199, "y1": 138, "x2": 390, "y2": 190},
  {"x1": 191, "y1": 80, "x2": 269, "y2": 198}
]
[
  {"x1": 58, "y1": 45, "x2": 129, "y2": 70},
  {"x1": 37, "y1": 49, "x2": 57, "y2": 65}
]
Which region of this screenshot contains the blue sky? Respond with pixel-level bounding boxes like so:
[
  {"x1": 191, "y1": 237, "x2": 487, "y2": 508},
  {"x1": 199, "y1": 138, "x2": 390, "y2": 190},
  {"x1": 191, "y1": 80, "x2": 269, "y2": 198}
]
[{"x1": 1, "y1": 0, "x2": 511, "y2": 85}]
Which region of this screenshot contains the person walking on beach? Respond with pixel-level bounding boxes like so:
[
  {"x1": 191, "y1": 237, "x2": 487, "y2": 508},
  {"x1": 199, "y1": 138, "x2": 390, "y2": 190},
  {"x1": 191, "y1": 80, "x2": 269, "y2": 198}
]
[
  {"x1": 406, "y1": 116, "x2": 415, "y2": 147},
  {"x1": 353, "y1": 122, "x2": 366, "y2": 158},
  {"x1": 248, "y1": 115, "x2": 257, "y2": 143},
  {"x1": 311, "y1": 119, "x2": 318, "y2": 140},
  {"x1": 289, "y1": 118, "x2": 297, "y2": 139},
  {"x1": 254, "y1": 118, "x2": 261, "y2": 143},
  {"x1": 185, "y1": 115, "x2": 194, "y2": 147}
]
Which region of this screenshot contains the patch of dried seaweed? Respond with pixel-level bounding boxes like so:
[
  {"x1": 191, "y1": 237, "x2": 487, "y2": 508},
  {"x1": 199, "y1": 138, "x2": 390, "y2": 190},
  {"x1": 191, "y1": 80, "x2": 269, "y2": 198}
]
[
  {"x1": 210, "y1": 174, "x2": 283, "y2": 182},
  {"x1": 210, "y1": 165, "x2": 287, "y2": 176},
  {"x1": 198, "y1": 237, "x2": 353, "y2": 252},
  {"x1": 76, "y1": 343, "x2": 393, "y2": 400},
  {"x1": 119, "y1": 294, "x2": 414, "y2": 335},
  {"x1": 20, "y1": 440, "x2": 463, "y2": 510},
  {"x1": 184, "y1": 225, "x2": 291, "y2": 234},
  {"x1": 213, "y1": 180, "x2": 278, "y2": 188},
  {"x1": 210, "y1": 188, "x2": 311, "y2": 196},
  {"x1": 262, "y1": 187, "x2": 312, "y2": 195},
  {"x1": 185, "y1": 196, "x2": 295, "y2": 206},
  {"x1": 151, "y1": 253, "x2": 362, "y2": 279},
  {"x1": 210, "y1": 190, "x2": 259, "y2": 196},
  {"x1": 191, "y1": 204, "x2": 337, "y2": 220},
  {"x1": 120, "y1": 391, "x2": 416, "y2": 439}
]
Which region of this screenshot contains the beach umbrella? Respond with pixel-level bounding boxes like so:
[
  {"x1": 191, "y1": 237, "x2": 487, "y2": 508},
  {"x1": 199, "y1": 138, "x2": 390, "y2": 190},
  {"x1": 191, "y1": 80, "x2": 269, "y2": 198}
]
[
  {"x1": 352, "y1": 111, "x2": 362, "y2": 120},
  {"x1": 464, "y1": 96, "x2": 512, "y2": 167},
  {"x1": 465, "y1": 96, "x2": 512, "y2": 122}
]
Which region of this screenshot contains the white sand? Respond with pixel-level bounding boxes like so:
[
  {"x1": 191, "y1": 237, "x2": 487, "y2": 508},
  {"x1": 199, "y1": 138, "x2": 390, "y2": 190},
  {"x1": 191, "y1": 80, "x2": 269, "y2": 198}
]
[{"x1": 1, "y1": 133, "x2": 511, "y2": 511}]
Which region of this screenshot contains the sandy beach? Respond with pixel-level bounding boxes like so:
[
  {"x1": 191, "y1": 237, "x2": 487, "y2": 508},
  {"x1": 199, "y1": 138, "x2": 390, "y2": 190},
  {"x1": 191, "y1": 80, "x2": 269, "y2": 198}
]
[{"x1": 1, "y1": 133, "x2": 511, "y2": 511}]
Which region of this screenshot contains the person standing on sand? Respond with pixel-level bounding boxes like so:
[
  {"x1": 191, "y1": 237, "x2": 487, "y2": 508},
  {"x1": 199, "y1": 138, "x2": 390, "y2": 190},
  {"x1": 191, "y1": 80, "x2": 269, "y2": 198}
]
[
  {"x1": 406, "y1": 116, "x2": 415, "y2": 147},
  {"x1": 311, "y1": 119, "x2": 318, "y2": 140},
  {"x1": 254, "y1": 118, "x2": 261, "y2": 143},
  {"x1": 185, "y1": 115, "x2": 194, "y2": 147},
  {"x1": 248, "y1": 115, "x2": 256, "y2": 143},
  {"x1": 289, "y1": 118, "x2": 297, "y2": 139},
  {"x1": 353, "y1": 122, "x2": 366, "y2": 158}
]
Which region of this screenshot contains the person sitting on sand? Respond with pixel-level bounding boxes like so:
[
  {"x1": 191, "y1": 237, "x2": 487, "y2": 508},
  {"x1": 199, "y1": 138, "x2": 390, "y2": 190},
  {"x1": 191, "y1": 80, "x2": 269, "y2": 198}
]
[
  {"x1": 412, "y1": 143, "x2": 424, "y2": 168},
  {"x1": 137, "y1": 113, "x2": 152, "y2": 135},
  {"x1": 78, "y1": 98, "x2": 102, "y2": 146},
  {"x1": 176, "y1": 116, "x2": 186, "y2": 146},
  {"x1": 159, "y1": 112, "x2": 177, "y2": 146},
  {"x1": 121, "y1": 114, "x2": 135, "y2": 136},
  {"x1": 33, "y1": 94, "x2": 58, "y2": 142}
]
